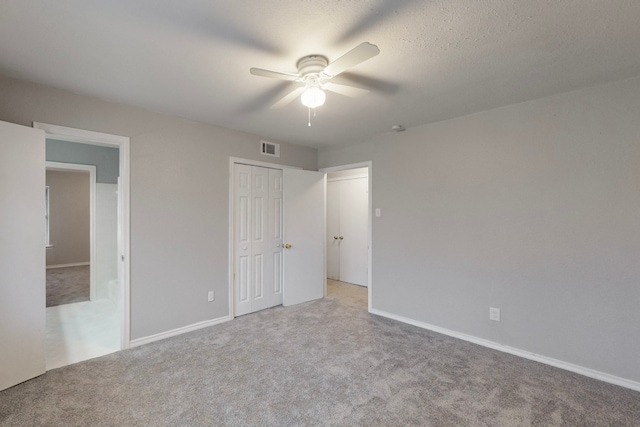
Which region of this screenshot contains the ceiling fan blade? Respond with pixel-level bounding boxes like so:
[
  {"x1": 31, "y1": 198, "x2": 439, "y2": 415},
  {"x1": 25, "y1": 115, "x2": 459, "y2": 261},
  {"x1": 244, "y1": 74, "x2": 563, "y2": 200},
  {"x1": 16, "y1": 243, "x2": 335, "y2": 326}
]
[
  {"x1": 250, "y1": 68, "x2": 300, "y2": 81},
  {"x1": 324, "y1": 82, "x2": 370, "y2": 98},
  {"x1": 333, "y1": 72, "x2": 400, "y2": 95},
  {"x1": 271, "y1": 86, "x2": 305, "y2": 109},
  {"x1": 324, "y1": 42, "x2": 380, "y2": 77}
]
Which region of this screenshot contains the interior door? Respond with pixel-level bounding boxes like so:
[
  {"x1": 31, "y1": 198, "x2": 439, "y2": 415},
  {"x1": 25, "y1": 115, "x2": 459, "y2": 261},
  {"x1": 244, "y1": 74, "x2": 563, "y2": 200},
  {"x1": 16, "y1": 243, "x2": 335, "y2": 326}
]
[
  {"x1": 233, "y1": 165, "x2": 283, "y2": 316},
  {"x1": 0, "y1": 121, "x2": 46, "y2": 391},
  {"x1": 326, "y1": 180, "x2": 340, "y2": 280},
  {"x1": 338, "y1": 178, "x2": 369, "y2": 286},
  {"x1": 282, "y1": 169, "x2": 326, "y2": 306}
]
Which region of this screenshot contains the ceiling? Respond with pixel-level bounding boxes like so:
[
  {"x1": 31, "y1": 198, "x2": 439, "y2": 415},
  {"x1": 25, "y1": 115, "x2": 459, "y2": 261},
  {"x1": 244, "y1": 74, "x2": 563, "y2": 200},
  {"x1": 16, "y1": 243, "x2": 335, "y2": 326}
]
[{"x1": 1, "y1": 1, "x2": 640, "y2": 148}]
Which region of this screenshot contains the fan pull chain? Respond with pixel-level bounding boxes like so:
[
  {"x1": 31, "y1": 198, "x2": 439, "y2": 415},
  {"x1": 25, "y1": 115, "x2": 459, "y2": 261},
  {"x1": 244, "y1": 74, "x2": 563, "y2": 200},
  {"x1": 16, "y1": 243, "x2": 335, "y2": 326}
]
[{"x1": 307, "y1": 108, "x2": 319, "y2": 127}]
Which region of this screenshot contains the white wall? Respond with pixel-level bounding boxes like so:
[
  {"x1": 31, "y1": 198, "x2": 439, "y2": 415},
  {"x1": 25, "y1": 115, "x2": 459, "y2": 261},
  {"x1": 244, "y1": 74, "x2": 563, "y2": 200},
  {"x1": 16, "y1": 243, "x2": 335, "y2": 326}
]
[
  {"x1": 45, "y1": 169, "x2": 90, "y2": 266},
  {"x1": 319, "y1": 75, "x2": 640, "y2": 385},
  {"x1": 0, "y1": 74, "x2": 317, "y2": 341}
]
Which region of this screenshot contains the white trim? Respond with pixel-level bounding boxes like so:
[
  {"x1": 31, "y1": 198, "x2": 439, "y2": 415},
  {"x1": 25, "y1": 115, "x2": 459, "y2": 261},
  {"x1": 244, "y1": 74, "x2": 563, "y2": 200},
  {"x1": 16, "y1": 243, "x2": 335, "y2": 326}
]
[
  {"x1": 34, "y1": 122, "x2": 129, "y2": 148},
  {"x1": 319, "y1": 161, "x2": 373, "y2": 312},
  {"x1": 45, "y1": 186, "x2": 50, "y2": 246},
  {"x1": 129, "y1": 315, "x2": 232, "y2": 348},
  {"x1": 35, "y1": 122, "x2": 131, "y2": 351},
  {"x1": 327, "y1": 173, "x2": 368, "y2": 182},
  {"x1": 229, "y1": 156, "x2": 302, "y2": 171},
  {"x1": 46, "y1": 162, "x2": 97, "y2": 300},
  {"x1": 370, "y1": 308, "x2": 640, "y2": 392},
  {"x1": 46, "y1": 262, "x2": 90, "y2": 269}
]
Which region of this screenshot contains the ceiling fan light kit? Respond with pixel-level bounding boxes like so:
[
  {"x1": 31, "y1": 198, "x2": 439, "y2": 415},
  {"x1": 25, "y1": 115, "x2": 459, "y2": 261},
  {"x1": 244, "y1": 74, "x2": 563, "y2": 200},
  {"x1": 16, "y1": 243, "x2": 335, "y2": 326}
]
[
  {"x1": 249, "y1": 42, "x2": 380, "y2": 125},
  {"x1": 300, "y1": 86, "x2": 326, "y2": 109}
]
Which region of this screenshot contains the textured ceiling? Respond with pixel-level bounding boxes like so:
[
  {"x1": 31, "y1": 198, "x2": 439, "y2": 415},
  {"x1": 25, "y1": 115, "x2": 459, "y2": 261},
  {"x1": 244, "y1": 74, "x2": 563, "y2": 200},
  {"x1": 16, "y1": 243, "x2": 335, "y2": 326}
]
[{"x1": 1, "y1": 0, "x2": 640, "y2": 148}]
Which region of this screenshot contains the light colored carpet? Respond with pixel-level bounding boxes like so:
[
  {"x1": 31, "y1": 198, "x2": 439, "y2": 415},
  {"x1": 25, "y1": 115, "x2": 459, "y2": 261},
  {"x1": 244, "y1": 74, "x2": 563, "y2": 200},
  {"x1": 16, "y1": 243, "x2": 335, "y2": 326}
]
[
  {"x1": 46, "y1": 265, "x2": 90, "y2": 307},
  {"x1": 327, "y1": 278, "x2": 367, "y2": 309},
  {"x1": 1, "y1": 281, "x2": 639, "y2": 426}
]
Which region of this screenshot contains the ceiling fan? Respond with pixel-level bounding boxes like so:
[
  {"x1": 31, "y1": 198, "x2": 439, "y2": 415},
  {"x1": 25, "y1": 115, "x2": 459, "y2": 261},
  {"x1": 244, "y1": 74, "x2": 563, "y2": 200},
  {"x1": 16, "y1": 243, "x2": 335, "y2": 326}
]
[{"x1": 249, "y1": 42, "x2": 380, "y2": 111}]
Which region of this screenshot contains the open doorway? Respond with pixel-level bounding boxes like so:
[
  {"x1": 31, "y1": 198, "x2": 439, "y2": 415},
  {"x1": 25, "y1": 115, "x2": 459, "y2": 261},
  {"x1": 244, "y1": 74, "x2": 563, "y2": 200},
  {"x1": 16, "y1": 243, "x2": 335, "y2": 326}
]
[
  {"x1": 320, "y1": 162, "x2": 372, "y2": 312},
  {"x1": 35, "y1": 122, "x2": 130, "y2": 369},
  {"x1": 45, "y1": 164, "x2": 94, "y2": 309}
]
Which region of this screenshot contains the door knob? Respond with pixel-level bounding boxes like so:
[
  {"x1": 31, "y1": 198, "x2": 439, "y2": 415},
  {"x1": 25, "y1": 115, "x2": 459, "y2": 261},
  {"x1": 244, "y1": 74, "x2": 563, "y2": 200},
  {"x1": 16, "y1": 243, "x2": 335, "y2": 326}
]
[
  {"x1": 339, "y1": 236, "x2": 344, "y2": 240},
  {"x1": 284, "y1": 243, "x2": 292, "y2": 249},
  {"x1": 333, "y1": 236, "x2": 339, "y2": 240}
]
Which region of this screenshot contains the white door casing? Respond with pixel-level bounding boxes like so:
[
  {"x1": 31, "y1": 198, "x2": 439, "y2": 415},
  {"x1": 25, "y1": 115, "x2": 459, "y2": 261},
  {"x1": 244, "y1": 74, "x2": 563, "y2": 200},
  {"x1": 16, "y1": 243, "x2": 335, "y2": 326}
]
[
  {"x1": 282, "y1": 169, "x2": 326, "y2": 306},
  {"x1": 0, "y1": 121, "x2": 46, "y2": 391},
  {"x1": 34, "y1": 122, "x2": 131, "y2": 349}
]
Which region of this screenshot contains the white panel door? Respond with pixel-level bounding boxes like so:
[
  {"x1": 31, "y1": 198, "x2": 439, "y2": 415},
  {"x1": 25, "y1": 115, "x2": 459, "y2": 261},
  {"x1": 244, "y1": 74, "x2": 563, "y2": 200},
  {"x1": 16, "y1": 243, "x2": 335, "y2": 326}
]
[
  {"x1": 0, "y1": 121, "x2": 46, "y2": 391},
  {"x1": 234, "y1": 164, "x2": 253, "y2": 316},
  {"x1": 234, "y1": 165, "x2": 283, "y2": 316},
  {"x1": 282, "y1": 169, "x2": 325, "y2": 306},
  {"x1": 267, "y1": 169, "x2": 284, "y2": 308},
  {"x1": 326, "y1": 181, "x2": 340, "y2": 280},
  {"x1": 250, "y1": 166, "x2": 268, "y2": 311},
  {"x1": 338, "y1": 178, "x2": 369, "y2": 286}
]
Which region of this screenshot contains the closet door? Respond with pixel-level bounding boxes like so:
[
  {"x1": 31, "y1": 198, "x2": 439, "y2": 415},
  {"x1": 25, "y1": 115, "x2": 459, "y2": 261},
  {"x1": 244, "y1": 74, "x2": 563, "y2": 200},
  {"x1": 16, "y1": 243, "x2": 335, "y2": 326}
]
[
  {"x1": 249, "y1": 166, "x2": 269, "y2": 312},
  {"x1": 234, "y1": 165, "x2": 283, "y2": 316},
  {"x1": 267, "y1": 168, "x2": 283, "y2": 308},
  {"x1": 234, "y1": 164, "x2": 253, "y2": 316},
  {"x1": 326, "y1": 180, "x2": 340, "y2": 280},
  {"x1": 282, "y1": 169, "x2": 325, "y2": 306},
  {"x1": 338, "y1": 178, "x2": 368, "y2": 287}
]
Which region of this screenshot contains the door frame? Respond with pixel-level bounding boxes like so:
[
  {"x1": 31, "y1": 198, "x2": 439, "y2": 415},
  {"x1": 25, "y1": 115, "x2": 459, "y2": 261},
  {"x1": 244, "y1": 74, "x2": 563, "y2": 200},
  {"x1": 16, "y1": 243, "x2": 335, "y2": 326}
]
[
  {"x1": 228, "y1": 157, "x2": 302, "y2": 318},
  {"x1": 34, "y1": 122, "x2": 131, "y2": 349},
  {"x1": 45, "y1": 162, "x2": 97, "y2": 300},
  {"x1": 319, "y1": 162, "x2": 373, "y2": 312}
]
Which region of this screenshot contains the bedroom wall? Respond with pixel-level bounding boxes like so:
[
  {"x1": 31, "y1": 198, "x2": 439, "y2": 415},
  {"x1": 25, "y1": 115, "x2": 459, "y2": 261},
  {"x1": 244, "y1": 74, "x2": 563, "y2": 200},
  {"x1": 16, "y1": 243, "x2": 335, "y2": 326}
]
[
  {"x1": 319, "y1": 75, "x2": 640, "y2": 385},
  {"x1": 47, "y1": 139, "x2": 119, "y2": 183},
  {"x1": 45, "y1": 170, "x2": 90, "y2": 267},
  {"x1": 0, "y1": 74, "x2": 317, "y2": 340}
]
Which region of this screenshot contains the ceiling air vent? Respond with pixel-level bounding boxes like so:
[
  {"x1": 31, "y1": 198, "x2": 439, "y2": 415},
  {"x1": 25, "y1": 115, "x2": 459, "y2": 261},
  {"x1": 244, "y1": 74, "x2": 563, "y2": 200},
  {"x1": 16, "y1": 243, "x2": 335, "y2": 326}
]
[{"x1": 260, "y1": 140, "x2": 280, "y2": 158}]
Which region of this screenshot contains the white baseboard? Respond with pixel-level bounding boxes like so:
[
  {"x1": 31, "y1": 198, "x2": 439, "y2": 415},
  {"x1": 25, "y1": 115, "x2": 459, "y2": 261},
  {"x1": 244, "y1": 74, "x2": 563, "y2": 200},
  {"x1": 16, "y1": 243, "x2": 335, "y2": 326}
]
[
  {"x1": 369, "y1": 308, "x2": 640, "y2": 393},
  {"x1": 128, "y1": 315, "x2": 232, "y2": 348},
  {"x1": 46, "y1": 262, "x2": 90, "y2": 269}
]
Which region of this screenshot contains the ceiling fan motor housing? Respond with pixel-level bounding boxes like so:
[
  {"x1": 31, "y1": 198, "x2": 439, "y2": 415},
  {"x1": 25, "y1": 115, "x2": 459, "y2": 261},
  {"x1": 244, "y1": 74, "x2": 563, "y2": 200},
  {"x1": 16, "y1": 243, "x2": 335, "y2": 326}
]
[{"x1": 296, "y1": 55, "x2": 329, "y2": 78}]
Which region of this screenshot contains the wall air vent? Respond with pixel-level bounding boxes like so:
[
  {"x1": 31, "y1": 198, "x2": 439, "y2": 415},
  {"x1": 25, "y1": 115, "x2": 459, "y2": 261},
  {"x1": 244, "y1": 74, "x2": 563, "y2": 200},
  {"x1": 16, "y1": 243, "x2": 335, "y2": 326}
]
[{"x1": 260, "y1": 140, "x2": 280, "y2": 158}]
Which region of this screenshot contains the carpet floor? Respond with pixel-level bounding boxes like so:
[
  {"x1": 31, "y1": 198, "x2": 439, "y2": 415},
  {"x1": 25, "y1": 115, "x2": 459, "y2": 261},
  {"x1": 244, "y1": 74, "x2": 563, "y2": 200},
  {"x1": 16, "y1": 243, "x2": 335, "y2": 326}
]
[
  {"x1": 46, "y1": 265, "x2": 90, "y2": 307},
  {"x1": 1, "y1": 281, "x2": 639, "y2": 426}
]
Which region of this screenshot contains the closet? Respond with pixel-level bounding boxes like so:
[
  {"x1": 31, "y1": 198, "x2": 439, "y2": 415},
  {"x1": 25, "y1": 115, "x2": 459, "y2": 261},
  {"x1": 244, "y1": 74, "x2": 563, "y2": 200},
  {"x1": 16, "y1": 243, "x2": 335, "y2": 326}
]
[{"x1": 327, "y1": 169, "x2": 368, "y2": 287}]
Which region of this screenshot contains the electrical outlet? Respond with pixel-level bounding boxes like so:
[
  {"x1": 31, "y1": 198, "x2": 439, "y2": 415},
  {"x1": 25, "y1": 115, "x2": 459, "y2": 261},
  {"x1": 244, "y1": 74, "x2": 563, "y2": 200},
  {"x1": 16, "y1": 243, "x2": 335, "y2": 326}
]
[
  {"x1": 375, "y1": 208, "x2": 381, "y2": 217},
  {"x1": 489, "y1": 307, "x2": 501, "y2": 322},
  {"x1": 207, "y1": 291, "x2": 215, "y2": 302}
]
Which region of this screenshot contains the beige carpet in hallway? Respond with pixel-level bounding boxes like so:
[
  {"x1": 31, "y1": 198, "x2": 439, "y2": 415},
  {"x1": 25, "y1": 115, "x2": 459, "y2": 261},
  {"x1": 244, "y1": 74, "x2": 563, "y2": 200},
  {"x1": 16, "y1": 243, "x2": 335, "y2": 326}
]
[{"x1": 46, "y1": 265, "x2": 90, "y2": 307}]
